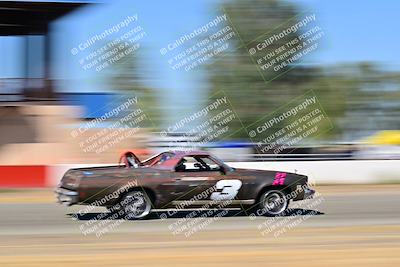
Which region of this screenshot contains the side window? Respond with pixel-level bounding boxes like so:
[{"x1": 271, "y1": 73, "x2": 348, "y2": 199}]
[
  {"x1": 175, "y1": 157, "x2": 201, "y2": 172},
  {"x1": 198, "y1": 156, "x2": 222, "y2": 171},
  {"x1": 175, "y1": 155, "x2": 224, "y2": 172}
]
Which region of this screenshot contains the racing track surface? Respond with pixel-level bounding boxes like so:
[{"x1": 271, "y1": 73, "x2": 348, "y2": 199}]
[{"x1": 0, "y1": 185, "x2": 399, "y2": 266}]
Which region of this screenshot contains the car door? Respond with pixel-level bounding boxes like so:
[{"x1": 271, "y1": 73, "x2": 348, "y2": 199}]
[
  {"x1": 169, "y1": 156, "x2": 224, "y2": 203},
  {"x1": 198, "y1": 156, "x2": 245, "y2": 202},
  {"x1": 174, "y1": 155, "x2": 246, "y2": 202}
]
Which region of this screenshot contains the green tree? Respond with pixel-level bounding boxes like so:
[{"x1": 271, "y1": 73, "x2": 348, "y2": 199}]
[
  {"x1": 104, "y1": 42, "x2": 162, "y2": 129},
  {"x1": 209, "y1": 0, "x2": 319, "y2": 138}
]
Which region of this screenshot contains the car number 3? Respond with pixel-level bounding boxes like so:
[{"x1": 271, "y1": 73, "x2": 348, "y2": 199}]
[{"x1": 210, "y1": 179, "x2": 242, "y2": 200}]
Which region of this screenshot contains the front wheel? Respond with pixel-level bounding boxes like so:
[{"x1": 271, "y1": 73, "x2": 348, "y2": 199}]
[
  {"x1": 120, "y1": 190, "x2": 152, "y2": 219},
  {"x1": 258, "y1": 190, "x2": 288, "y2": 216}
]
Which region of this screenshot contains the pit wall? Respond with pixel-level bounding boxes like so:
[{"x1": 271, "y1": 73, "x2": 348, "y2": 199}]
[{"x1": 1, "y1": 160, "x2": 399, "y2": 188}]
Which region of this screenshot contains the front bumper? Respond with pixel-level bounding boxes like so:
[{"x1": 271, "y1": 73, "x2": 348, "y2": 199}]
[
  {"x1": 55, "y1": 187, "x2": 79, "y2": 206},
  {"x1": 293, "y1": 184, "x2": 316, "y2": 201},
  {"x1": 303, "y1": 187, "x2": 315, "y2": 199}
]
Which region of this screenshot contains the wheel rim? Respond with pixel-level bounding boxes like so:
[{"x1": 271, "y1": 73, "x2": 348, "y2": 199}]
[
  {"x1": 123, "y1": 191, "x2": 151, "y2": 219},
  {"x1": 262, "y1": 191, "x2": 287, "y2": 215}
]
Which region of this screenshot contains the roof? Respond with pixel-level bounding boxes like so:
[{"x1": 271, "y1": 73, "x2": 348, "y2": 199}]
[{"x1": 0, "y1": 1, "x2": 88, "y2": 35}]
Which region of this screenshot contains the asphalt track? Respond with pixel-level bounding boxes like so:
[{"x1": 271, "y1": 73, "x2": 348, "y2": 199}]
[{"x1": 0, "y1": 185, "x2": 399, "y2": 266}]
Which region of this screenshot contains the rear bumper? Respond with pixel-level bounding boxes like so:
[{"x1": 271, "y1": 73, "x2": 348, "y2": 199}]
[{"x1": 55, "y1": 187, "x2": 79, "y2": 206}]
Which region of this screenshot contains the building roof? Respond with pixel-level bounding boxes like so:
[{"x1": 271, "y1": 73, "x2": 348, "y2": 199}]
[{"x1": 0, "y1": 1, "x2": 88, "y2": 35}]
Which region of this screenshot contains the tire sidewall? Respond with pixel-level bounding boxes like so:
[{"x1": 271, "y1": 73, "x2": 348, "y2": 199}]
[
  {"x1": 120, "y1": 190, "x2": 152, "y2": 219},
  {"x1": 259, "y1": 190, "x2": 288, "y2": 216}
]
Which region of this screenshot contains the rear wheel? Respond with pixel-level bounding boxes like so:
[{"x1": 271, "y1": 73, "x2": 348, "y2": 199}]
[
  {"x1": 258, "y1": 190, "x2": 288, "y2": 216},
  {"x1": 120, "y1": 190, "x2": 152, "y2": 219}
]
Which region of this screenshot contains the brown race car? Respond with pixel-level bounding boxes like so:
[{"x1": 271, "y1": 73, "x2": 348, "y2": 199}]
[{"x1": 56, "y1": 150, "x2": 315, "y2": 219}]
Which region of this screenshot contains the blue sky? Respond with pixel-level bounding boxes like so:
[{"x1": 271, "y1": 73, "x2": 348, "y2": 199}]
[
  {"x1": 296, "y1": 0, "x2": 400, "y2": 69},
  {"x1": 2, "y1": 0, "x2": 399, "y2": 77},
  {"x1": 1, "y1": 0, "x2": 399, "y2": 118}
]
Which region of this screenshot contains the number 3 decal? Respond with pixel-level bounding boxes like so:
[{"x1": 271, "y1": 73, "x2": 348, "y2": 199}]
[{"x1": 210, "y1": 179, "x2": 242, "y2": 200}]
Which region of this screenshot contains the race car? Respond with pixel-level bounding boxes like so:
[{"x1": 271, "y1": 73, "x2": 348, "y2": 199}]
[{"x1": 56, "y1": 150, "x2": 315, "y2": 219}]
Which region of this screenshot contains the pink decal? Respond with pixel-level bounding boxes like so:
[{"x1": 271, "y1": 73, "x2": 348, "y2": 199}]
[{"x1": 273, "y1": 172, "x2": 287, "y2": 185}]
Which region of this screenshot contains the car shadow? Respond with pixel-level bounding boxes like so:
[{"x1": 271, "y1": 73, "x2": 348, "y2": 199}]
[{"x1": 67, "y1": 208, "x2": 323, "y2": 221}]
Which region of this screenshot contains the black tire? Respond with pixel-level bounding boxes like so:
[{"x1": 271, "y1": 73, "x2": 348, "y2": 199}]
[
  {"x1": 120, "y1": 190, "x2": 152, "y2": 219},
  {"x1": 258, "y1": 190, "x2": 289, "y2": 216}
]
